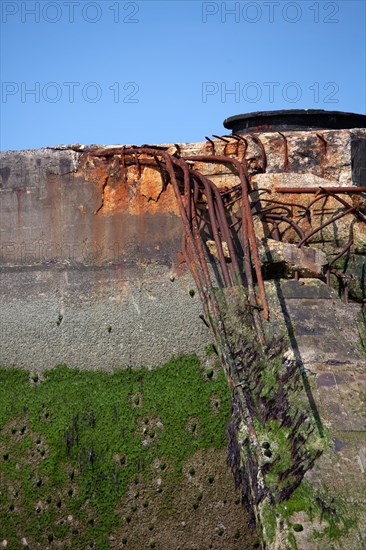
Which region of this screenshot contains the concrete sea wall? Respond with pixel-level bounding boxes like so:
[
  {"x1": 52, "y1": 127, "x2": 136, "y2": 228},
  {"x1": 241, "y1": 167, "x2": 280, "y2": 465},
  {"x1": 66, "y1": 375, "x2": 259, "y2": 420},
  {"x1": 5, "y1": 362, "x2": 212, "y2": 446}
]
[
  {"x1": 1, "y1": 128, "x2": 365, "y2": 549},
  {"x1": 1, "y1": 129, "x2": 365, "y2": 370}
]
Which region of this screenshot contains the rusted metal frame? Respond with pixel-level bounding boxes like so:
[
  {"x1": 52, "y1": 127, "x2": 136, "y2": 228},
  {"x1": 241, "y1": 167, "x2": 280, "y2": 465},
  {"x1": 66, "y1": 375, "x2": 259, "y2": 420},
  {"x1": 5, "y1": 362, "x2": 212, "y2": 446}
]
[
  {"x1": 140, "y1": 144, "x2": 169, "y2": 151},
  {"x1": 245, "y1": 134, "x2": 267, "y2": 173},
  {"x1": 191, "y1": 198, "x2": 214, "y2": 299},
  {"x1": 212, "y1": 134, "x2": 230, "y2": 146},
  {"x1": 189, "y1": 169, "x2": 232, "y2": 287},
  {"x1": 83, "y1": 146, "x2": 126, "y2": 157},
  {"x1": 231, "y1": 134, "x2": 248, "y2": 164},
  {"x1": 319, "y1": 187, "x2": 366, "y2": 224},
  {"x1": 270, "y1": 222, "x2": 281, "y2": 241},
  {"x1": 219, "y1": 184, "x2": 243, "y2": 209},
  {"x1": 207, "y1": 179, "x2": 241, "y2": 271},
  {"x1": 192, "y1": 176, "x2": 200, "y2": 204},
  {"x1": 96, "y1": 146, "x2": 248, "y2": 361},
  {"x1": 297, "y1": 206, "x2": 357, "y2": 248},
  {"x1": 223, "y1": 194, "x2": 243, "y2": 209},
  {"x1": 258, "y1": 213, "x2": 305, "y2": 241},
  {"x1": 190, "y1": 175, "x2": 220, "y2": 297},
  {"x1": 166, "y1": 155, "x2": 210, "y2": 295},
  {"x1": 325, "y1": 239, "x2": 354, "y2": 286},
  {"x1": 254, "y1": 204, "x2": 293, "y2": 217},
  {"x1": 275, "y1": 186, "x2": 366, "y2": 194},
  {"x1": 205, "y1": 137, "x2": 216, "y2": 155},
  {"x1": 252, "y1": 197, "x2": 311, "y2": 218},
  {"x1": 174, "y1": 157, "x2": 192, "y2": 226},
  {"x1": 212, "y1": 134, "x2": 230, "y2": 142},
  {"x1": 235, "y1": 162, "x2": 268, "y2": 334},
  {"x1": 227, "y1": 158, "x2": 268, "y2": 319},
  {"x1": 212, "y1": 134, "x2": 231, "y2": 156},
  {"x1": 241, "y1": 205, "x2": 266, "y2": 342},
  {"x1": 278, "y1": 132, "x2": 289, "y2": 172},
  {"x1": 220, "y1": 134, "x2": 241, "y2": 157},
  {"x1": 232, "y1": 133, "x2": 267, "y2": 173},
  {"x1": 210, "y1": 183, "x2": 242, "y2": 284},
  {"x1": 292, "y1": 193, "x2": 330, "y2": 232},
  {"x1": 188, "y1": 196, "x2": 240, "y2": 382},
  {"x1": 189, "y1": 169, "x2": 231, "y2": 287},
  {"x1": 184, "y1": 154, "x2": 269, "y2": 320},
  {"x1": 189, "y1": 191, "x2": 237, "y2": 357},
  {"x1": 107, "y1": 147, "x2": 262, "y2": 380},
  {"x1": 193, "y1": 207, "x2": 210, "y2": 226},
  {"x1": 219, "y1": 183, "x2": 242, "y2": 197},
  {"x1": 212, "y1": 196, "x2": 239, "y2": 285},
  {"x1": 191, "y1": 162, "x2": 257, "y2": 312},
  {"x1": 229, "y1": 218, "x2": 242, "y2": 230},
  {"x1": 163, "y1": 155, "x2": 211, "y2": 302},
  {"x1": 302, "y1": 192, "x2": 329, "y2": 213}
]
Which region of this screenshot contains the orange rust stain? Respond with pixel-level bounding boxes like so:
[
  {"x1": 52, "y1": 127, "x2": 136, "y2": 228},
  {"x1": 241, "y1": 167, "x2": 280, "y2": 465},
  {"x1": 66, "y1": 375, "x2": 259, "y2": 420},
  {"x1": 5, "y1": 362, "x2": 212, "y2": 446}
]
[{"x1": 78, "y1": 153, "x2": 180, "y2": 216}]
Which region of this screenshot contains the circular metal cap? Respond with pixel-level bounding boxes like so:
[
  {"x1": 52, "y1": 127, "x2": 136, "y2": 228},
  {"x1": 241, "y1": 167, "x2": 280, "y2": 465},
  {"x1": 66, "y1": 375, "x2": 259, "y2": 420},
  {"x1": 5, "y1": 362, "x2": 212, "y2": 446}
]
[{"x1": 223, "y1": 109, "x2": 366, "y2": 134}]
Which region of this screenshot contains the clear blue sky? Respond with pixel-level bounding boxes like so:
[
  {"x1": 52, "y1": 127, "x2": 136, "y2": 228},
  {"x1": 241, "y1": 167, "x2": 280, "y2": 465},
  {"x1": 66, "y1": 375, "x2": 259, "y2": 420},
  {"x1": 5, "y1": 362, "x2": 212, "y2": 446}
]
[{"x1": 1, "y1": 0, "x2": 365, "y2": 150}]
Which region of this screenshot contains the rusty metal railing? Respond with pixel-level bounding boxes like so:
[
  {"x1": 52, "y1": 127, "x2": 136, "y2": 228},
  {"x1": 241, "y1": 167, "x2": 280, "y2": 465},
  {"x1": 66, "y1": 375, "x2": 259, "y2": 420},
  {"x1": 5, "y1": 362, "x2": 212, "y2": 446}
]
[{"x1": 84, "y1": 136, "x2": 366, "y2": 321}]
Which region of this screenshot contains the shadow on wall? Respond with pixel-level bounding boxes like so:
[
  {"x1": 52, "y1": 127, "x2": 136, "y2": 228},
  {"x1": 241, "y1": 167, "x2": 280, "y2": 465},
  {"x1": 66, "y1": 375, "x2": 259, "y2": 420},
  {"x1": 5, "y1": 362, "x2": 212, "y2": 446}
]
[{"x1": 273, "y1": 279, "x2": 324, "y2": 438}]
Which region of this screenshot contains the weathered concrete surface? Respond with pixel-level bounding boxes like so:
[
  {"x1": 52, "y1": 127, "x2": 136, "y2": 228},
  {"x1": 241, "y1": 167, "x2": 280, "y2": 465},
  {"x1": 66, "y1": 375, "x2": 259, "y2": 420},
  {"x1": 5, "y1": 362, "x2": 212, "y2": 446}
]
[
  {"x1": 0, "y1": 129, "x2": 365, "y2": 550},
  {"x1": 0, "y1": 147, "x2": 212, "y2": 370},
  {"x1": 0, "y1": 129, "x2": 365, "y2": 371},
  {"x1": 259, "y1": 240, "x2": 328, "y2": 278},
  {"x1": 270, "y1": 280, "x2": 366, "y2": 549},
  {"x1": 0, "y1": 265, "x2": 210, "y2": 370}
]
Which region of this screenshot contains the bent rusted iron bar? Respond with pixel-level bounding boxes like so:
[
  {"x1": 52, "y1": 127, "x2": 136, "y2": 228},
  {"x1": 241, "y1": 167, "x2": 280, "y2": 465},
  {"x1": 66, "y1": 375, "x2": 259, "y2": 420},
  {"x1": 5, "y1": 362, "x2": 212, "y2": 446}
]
[
  {"x1": 251, "y1": 197, "x2": 310, "y2": 218},
  {"x1": 212, "y1": 134, "x2": 230, "y2": 143},
  {"x1": 193, "y1": 170, "x2": 232, "y2": 287},
  {"x1": 184, "y1": 154, "x2": 269, "y2": 321},
  {"x1": 214, "y1": 135, "x2": 230, "y2": 157},
  {"x1": 232, "y1": 133, "x2": 267, "y2": 173},
  {"x1": 258, "y1": 213, "x2": 305, "y2": 241},
  {"x1": 220, "y1": 134, "x2": 241, "y2": 156},
  {"x1": 270, "y1": 222, "x2": 281, "y2": 241},
  {"x1": 325, "y1": 239, "x2": 354, "y2": 286},
  {"x1": 297, "y1": 206, "x2": 356, "y2": 248},
  {"x1": 231, "y1": 134, "x2": 248, "y2": 163},
  {"x1": 205, "y1": 137, "x2": 216, "y2": 155},
  {"x1": 256, "y1": 205, "x2": 293, "y2": 217},
  {"x1": 319, "y1": 187, "x2": 366, "y2": 224},
  {"x1": 90, "y1": 145, "x2": 271, "y2": 336},
  {"x1": 209, "y1": 182, "x2": 242, "y2": 282}
]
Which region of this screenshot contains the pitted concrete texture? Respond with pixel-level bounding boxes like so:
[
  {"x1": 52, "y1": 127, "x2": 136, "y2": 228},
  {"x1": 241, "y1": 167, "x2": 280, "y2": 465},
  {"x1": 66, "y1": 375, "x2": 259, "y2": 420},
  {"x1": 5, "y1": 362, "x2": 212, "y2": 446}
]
[{"x1": 0, "y1": 264, "x2": 211, "y2": 371}]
